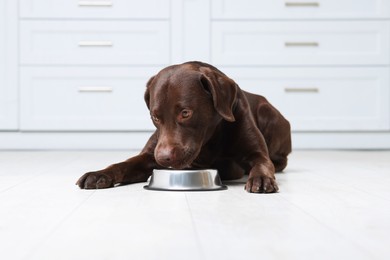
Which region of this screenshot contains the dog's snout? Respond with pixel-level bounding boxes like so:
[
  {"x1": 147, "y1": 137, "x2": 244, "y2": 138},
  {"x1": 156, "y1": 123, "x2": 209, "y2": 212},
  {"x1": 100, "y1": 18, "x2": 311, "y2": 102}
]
[
  {"x1": 158, "y1": 148, "x2": 173, "y2": 162},
  {"x1": 156, "y1": 147, "x2": 176, "y2": 167}
]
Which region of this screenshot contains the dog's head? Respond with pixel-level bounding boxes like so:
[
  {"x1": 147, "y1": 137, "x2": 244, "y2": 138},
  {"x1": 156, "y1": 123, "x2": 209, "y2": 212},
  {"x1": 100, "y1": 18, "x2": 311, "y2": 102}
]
[{"x1": 144, "y1": 62, "x2": 238, "y2": 169}]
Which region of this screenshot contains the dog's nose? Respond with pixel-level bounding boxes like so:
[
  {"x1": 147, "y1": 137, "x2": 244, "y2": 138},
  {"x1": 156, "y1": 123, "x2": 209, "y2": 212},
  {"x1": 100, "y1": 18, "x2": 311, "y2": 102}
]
[{"x1": 156, "y1": 148, "x2": 176, "y2": 167}]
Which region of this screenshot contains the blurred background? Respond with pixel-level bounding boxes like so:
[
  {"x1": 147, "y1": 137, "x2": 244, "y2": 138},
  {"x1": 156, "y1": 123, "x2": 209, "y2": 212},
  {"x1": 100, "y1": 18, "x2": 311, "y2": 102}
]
[{"x1": 1, "y1": 0, "x2": 389, "y2": 150}]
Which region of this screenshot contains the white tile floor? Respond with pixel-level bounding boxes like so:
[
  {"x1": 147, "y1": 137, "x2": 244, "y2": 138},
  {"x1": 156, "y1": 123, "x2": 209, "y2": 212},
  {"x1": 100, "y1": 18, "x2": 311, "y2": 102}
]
[{"x1": 0, "y1": 150, "x2": 389, "y2": 260}]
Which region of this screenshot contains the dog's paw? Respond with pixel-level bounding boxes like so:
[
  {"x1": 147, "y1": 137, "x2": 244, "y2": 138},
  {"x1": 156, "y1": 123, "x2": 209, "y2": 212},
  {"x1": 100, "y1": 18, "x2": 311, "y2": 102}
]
[
  {"x1": 245, "y1": 175, "x2": 279, "y2": 193},
  {"x1": 76, "y1": 171, "x2": 114, "y2": 189}
]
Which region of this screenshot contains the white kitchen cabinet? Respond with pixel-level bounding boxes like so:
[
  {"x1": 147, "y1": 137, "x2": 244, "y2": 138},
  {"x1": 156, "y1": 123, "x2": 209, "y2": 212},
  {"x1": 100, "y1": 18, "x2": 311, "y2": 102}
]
[
  {"x1": 0, "y1": 0, "x2": 390, "y2": 149},
  {"x1": 20, "y1": 67, "x2": 156, "y2": 131},
  {"x1": 212, "y1": 21, "x2": 390, "y2": 66},
  {"x1": 0, "y1": 0, "x2": 18, "y2": 130},
  {"x1": 212, "y1": 0, "x2": 390, "y2": 135},
  {"x1": 212, "y1": 0, "x2": 390, "y2": 19},
  {"x1": 17, "y1": 0, "x2": 172, "y2": 132},
  {"x1": 20, "y1": 21, "x2": 170, "y2": 65},
  {"x1": 20, "y1": 0, "x2": 170, "y2": 19},
  {"x1": 222, "y1": 67, "x2": 390, "y2": 131}
]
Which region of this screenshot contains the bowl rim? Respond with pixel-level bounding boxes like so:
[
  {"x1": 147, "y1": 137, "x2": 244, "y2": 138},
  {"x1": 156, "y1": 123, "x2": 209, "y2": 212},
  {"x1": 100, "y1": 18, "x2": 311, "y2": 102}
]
[{"x1": 143, "y1": 168, "x2": 227, "y2": 192}]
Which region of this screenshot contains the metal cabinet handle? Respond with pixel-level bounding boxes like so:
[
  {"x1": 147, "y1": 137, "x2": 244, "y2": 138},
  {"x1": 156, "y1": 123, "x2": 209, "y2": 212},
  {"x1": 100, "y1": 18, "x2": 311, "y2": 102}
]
[
  {"x1": 78, "y1": 41, "x2": 113, "y2": 47},
  {"x1": 78, "y1": 1, "x2": 113, "y2": 7},
  {"x1": 285, "y1": 2, "x2": 320, "y2": 7},
  {"x1": 285, "y1": 88, "x2": 319, "y2": 93},
  {"x1": 285, "y1": 42, "x2": 319, "y2": 47},
  {"x1": 78, "y1": 87, "x2": 113, "y2": 93}
]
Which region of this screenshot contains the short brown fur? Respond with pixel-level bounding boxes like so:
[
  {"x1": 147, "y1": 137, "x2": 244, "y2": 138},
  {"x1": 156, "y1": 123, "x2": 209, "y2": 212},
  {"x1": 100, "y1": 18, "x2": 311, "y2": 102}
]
[{"x1": 77, "y1": 61, "x2": 291, "y2": 193}]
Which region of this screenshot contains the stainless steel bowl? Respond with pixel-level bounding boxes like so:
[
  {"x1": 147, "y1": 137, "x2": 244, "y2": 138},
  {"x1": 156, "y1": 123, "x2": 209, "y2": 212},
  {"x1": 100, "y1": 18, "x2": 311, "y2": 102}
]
[{"x1": 144, "y1": 169, "x2": 227, "y2": 191}]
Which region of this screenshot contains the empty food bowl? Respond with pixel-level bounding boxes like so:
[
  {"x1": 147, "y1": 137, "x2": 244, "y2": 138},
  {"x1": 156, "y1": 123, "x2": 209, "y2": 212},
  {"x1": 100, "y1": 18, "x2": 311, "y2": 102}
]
[{"x1": 144, "y1": 169, "x2": 227, "y2": 191}]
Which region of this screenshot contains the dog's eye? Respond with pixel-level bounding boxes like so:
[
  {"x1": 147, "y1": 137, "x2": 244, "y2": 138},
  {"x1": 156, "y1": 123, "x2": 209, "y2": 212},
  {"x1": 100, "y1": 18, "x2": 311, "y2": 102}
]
[{"x1": 180, "y1": 109, "x2": 192, "y2": 119}]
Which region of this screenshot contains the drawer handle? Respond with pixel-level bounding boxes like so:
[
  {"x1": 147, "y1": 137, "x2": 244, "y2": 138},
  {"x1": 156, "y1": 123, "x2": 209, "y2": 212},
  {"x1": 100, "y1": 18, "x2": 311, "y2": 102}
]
[
  {"x1": 78, "y1": 41, "x2": 113, "y2": 47},
  {"x1": 285, "y1": 2, "x2": 320, "y2": 7},
  {"x1": 285, "y1": 88, "x2": 319, "y2": 93},
  {"x1": 79, "y1": 87, "x2": 113, "y2": 93},
  {"x1": 78, "y1": 1, "x2": 113, "y2": 7},
  {"x1": 285, "y1": 42, "x2": 319, "y2": 47}
]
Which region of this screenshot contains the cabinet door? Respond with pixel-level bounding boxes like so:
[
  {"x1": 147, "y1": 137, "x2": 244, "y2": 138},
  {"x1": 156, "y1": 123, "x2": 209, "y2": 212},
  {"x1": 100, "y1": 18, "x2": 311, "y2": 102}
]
[
  {"x1": 20, "y1": 67, "x2": 158, "y2": 131},
  {"x1": 221, "y1": 67, "x2": 390, "y2": 131},
  {"x1": 212, "y1": 0, "x2": 390, "y2": 20},
  {"x1": 20, "y1": 21, "x2": 170, "y2": 65},
  {"x1": 0, "y1": 0, "x2": 18, "y2": 130},
  {"x1": 20, "y1": 0, "x2": 170, "y2": 19},
  {"x1": 212, "y1": 21, "x2": 390, "y2": 66}
]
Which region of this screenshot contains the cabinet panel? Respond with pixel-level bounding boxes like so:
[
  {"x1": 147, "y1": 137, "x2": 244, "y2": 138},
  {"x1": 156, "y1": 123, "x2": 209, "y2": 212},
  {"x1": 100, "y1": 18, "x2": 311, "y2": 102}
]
[
  {"x1": 20, "y1": 0, "x2": 170, "y2": 19},
  {"x1": 212, "y1": 21, "x2": 390, "y2": 66},
  {"x1": 20, "y1": 21, "x2": 170, "y2": 65},
  {"x1": 20, "y1": 67, "x2": 159, "y2": 131},
  {"x1": 212, "y1": 0, "x2": 390, "y2": 19},
  {"x1": 0, "y1": 0, "x2": 18, "y2": 130},
  {"x1": 221, "y1": 67, "x2": 390, "y2": 131}
]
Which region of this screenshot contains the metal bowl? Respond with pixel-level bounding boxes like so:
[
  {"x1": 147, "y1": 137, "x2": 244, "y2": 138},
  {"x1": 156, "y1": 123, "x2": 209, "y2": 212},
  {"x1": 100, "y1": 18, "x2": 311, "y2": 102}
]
[{"x1": 144, "y1": 169, "x2": 227, "y2": 191}]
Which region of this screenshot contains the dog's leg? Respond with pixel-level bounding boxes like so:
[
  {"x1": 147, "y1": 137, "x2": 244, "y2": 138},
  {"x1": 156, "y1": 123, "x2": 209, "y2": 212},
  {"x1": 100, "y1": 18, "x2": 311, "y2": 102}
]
[
  {"x1": 214, "y1": 160, "x2": 245, "y2": 180},
  {"x1": 76, "y1": 133, "x2": 159, "y2": 189},
  {"x1": 76, "y1": 152, "x2": 158, "y2": 189},
  {"x1": 244, "y1": 157, "x2": 279, "y2": 193},
  {"x1": 271, "y1": 154, "x2": 288, "y2": 172}
]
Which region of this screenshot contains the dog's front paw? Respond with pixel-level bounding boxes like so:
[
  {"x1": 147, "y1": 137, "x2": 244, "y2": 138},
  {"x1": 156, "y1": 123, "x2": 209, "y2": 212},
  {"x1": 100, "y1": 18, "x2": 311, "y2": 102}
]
[
  {"x1": 76, "y1": 171, "x2": 114, "y2": 189},
  {"x1": 245, "y1": 174, "x2": 279, "y2": 193}
]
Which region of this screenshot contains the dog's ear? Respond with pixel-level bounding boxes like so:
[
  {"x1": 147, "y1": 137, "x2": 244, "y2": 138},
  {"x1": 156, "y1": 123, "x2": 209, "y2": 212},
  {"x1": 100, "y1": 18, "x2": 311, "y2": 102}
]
[
  {"x1": 144, "y1": 76, "x2": 155, "y2": 110},
  {"x1": 200, "y1": 68, "x2": 237, "y2": 122}
]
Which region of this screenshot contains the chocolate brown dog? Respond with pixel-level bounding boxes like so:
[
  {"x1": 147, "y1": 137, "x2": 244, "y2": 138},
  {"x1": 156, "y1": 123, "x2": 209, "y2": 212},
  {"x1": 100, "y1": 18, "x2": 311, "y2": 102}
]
[{"x1": 77, "y1": 61, "x2": 291, "y2": 193}]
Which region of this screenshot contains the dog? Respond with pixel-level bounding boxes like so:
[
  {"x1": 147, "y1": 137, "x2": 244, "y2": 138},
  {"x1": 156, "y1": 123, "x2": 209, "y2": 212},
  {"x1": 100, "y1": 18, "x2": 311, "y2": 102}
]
[{"x1": 77, "y1": 61, "x2": 291, "y2": 193}]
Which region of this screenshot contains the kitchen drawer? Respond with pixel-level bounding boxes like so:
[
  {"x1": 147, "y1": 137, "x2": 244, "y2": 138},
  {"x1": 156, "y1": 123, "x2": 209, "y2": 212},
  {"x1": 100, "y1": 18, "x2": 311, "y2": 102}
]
[
  {"x1": 20, "y1": 67, "x2": 158, "y2": 131},
  {"x1": 20, "y1": 21, "x2": 170, "y2": 65},
  {"x1": 212, "y1": 21, "x2": 390, "y2": 66},
  {"x1": 20, "y1": 0, "x2": 170, "y2": 19},
  {"x1": 221, "y1": 67, "x2": 390, "y2": 131},
  {"x1": 212, "y1": 0, "x2": 390, "y2": 20}
]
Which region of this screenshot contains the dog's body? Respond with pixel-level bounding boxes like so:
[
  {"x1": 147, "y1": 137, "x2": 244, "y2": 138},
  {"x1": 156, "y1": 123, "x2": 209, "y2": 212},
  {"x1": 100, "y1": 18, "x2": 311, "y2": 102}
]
[{"x1": 77, "y1": 61, "x2": 291, "y2": 193}]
